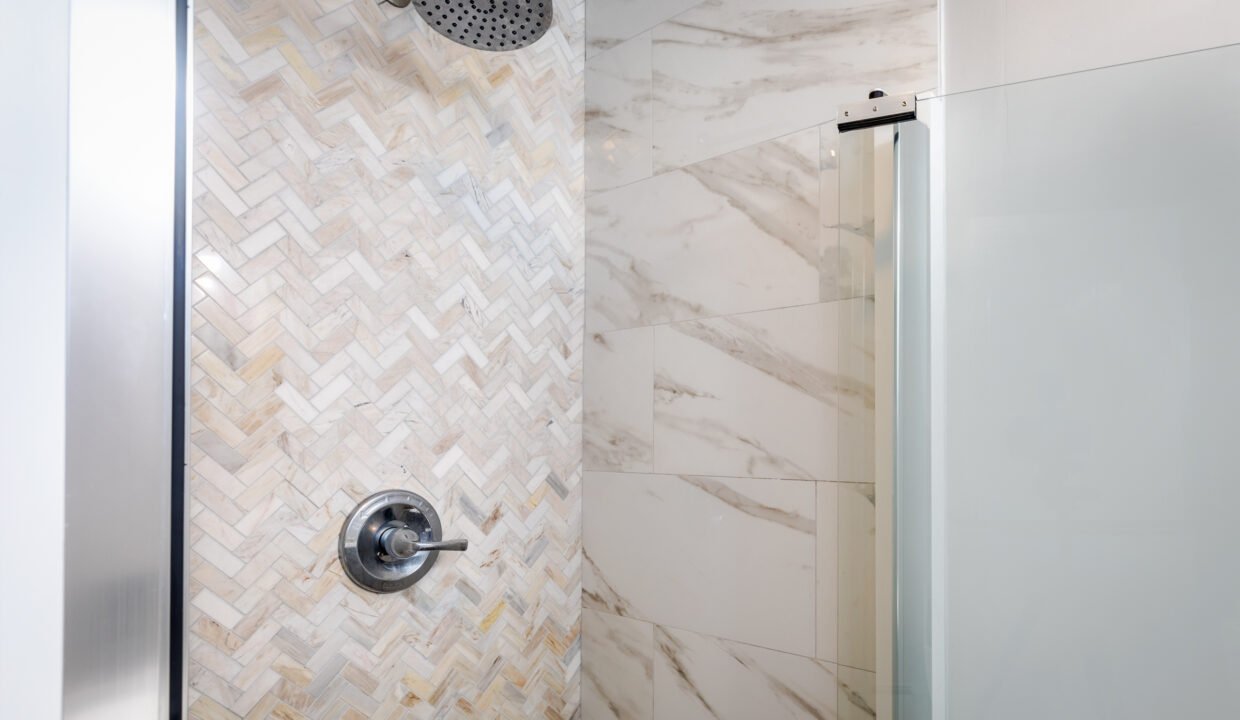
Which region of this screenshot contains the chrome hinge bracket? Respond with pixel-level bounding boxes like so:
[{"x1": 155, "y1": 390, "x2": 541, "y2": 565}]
[{"x1": 838, "y1": 93, "x2": 917, "y2": 133}]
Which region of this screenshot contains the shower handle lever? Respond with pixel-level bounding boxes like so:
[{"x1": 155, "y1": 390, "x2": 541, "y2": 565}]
[{"x1": 377, "y1": 526, "x2": 468, "y2": 561}]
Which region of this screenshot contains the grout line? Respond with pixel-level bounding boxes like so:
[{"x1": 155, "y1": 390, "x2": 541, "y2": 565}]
[
  {"x1": 586, "y1": 293, "x2": 874, "y2": 339},
  {"x1": 582, "y1": 468, "x2": 876, "y2": 486},
  {"x1": 586, "y1": 118, "x2": 840, "y2": 199},
  {"x1": 583, "y1": 0, "x2": 708, "y2": 63},
  {"x1": 586, "y1": 82, "x2": 938, "y2": 199},
  {"x1": 836, "y1": 471, "x2": 843, "y2": 671},
  {"x1": 584, "y1": 604, "x2": 876, "y2": 675},
  {"x1": 649, "y1": 316, "x2": 657, "y2": 472}
]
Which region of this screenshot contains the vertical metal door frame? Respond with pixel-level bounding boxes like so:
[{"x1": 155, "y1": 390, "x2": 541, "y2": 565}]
[
  {"x1": 63, "y1": 0, "x2": 188, "y2": 716},
  {"x1": 892, "y1": 118, "x2": 934, "y2": 720},
  {"x1": 171, "y1": 0, "x2": 191, "y2": 717},
  {"x1": 839, "y1": 92, "x2": 935, "y2": 720}
]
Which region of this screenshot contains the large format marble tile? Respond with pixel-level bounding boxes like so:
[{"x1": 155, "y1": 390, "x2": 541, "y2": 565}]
[
  {"x1": 584, "y1": 472, "x2": 816, "y2": 655},
  {"x1": 653, "y1": 626, "x2": 839, "y2": 720},
  {"x1": 585, "y1": 0, "x2": 703, "y2": 58},
  {"x1": 653, "y1": 302, "x2": 838, "y2": 481},
  {"x1": 586, "y1": 129, "x2": 820, "y2": 332},
  {"x1": 838, "y1": 297, "x2": 875, "y2": 486},
  {"x1": 584, "y1": 326, "x2": 653, "y2": 472},
  {"x1": 583, "y1": 609, "x2": 654, "y2": 720},
  {"x1": 586, "y1": 33, "x2": 653, "y2": 193},
  {"x1": 819, "y1": 123, "x2": 842, "y2": 302},
  {"x1": 838, "y1": 482, "x2": 876, "y2": 673},
  {"x1": 817, "y1": 481, "x2": 839, "y2": 662},
  {"x1": 822, "y1": 123, "x2": 882, "y2": 303},
  {"x1": 651, "y1": 0, "x2": 937, "y2": 170},
  {"x1": 838, "y1": 665, "x2": 878, "y2": 720},
  {"x1": 834, "y1": 125, "x2": 875, "y2": 302}
]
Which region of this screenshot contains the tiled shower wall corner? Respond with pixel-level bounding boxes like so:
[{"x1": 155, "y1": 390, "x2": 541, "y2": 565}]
[
  {"x1": 188, "y1": 1, "x2": 584, "y2": 717},
  {"x1": 581, "y1": 0, "x2": 937, "y2": 718}
]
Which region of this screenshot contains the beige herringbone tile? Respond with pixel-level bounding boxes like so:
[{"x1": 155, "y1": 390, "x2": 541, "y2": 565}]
[{"x1": 188, "y1": 0, "x2": 584, "y2": 717}]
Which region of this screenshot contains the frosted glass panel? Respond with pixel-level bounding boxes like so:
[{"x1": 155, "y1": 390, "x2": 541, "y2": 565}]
[{"x1": 929, "y1": 44, "x2": 1240, "y2": 718}]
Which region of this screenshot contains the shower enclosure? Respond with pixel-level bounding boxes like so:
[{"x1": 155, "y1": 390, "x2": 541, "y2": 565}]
[
  {"x1": 852, "y1": 43, "x2": 1240, "y2": 718},
  {"x1": 13, "y1": 1, "x2": 1240, "y2": 717}
]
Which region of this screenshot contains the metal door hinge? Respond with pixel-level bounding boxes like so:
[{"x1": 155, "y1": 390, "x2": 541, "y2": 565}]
[{"x1": 838, "y1": 92, "x2": 917, "y2": 133}]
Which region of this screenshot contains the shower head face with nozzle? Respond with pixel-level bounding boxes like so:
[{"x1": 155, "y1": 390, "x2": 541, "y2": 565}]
[{"x1": 389, "y1": 0, "x2": 553, "y2": 52}]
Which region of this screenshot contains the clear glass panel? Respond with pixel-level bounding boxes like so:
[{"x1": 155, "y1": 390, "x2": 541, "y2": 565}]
[
  {"x1": 836, "y1": 118, "x2": 933, "y2": 719},
  {"x1": 925, "y1": 43, "x2": 1240, "y2": 718},
  {"x1": 835, "y1": 126, "x2": 880, "y2": 716}
]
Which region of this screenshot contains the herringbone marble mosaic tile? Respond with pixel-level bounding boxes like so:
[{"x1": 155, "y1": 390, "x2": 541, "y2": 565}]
[{"x1": 188, "y1": 0, "x2": 584, "y2": 717}]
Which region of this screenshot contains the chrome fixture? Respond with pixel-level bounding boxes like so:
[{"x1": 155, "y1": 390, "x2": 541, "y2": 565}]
[
  {"x1": 385, "y1": 0, "x2": 552, "y2": 52},
  {"x1": 838, "y1": 90, "x2": 918, "y2": 133},
  {"x1": 339, "y1": 489, "x2": 468, "y2": 593}
]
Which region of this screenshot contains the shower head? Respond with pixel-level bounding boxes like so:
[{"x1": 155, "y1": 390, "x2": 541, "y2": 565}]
[{"x1": 388, "y1": 0, "x2": 552, "y2": 51}]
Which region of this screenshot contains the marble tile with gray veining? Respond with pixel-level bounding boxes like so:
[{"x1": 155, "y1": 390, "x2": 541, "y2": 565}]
[
  {"x1": 584, "y1": 326, "x2": 654, "y2": 472},
  {"x1": 586, "y1": 32, "x2": 653, "y2": 193},
  {"x1": 584, "y1": 471, "x2": 816, "y2": 655},
  {"x1": 652, "y1": 0, "x2": 938, "y2": 170},
  {"x1": 838, "y1": 482, "x2": 876, "y2": 672},
  {"x1": 583, "y1": 609, "x2": 655, "y2": 720},
  {"x1": 837, "y1": 665, "x2": 877, "y2": 720},
  {"x1": 834, "y1": 127, "x2": 875, "y2": 301},
  {"x1": 819, "y1": 123, "x2": 843, "y2": 302},
  {"x1": 838, "y1": 297, "x2": 874, "y2": 486},
  {"x1": 189, "y1": 0, "x2": 587, "y2": 715},
  {"x1": 586, "y1": 128, "x2": 820, "y2": 332},
  {"x1": 653, "y1": 302, "x2": 838, "y2": 481},
  {"x1": 816, "y1": 481, "x2": 839, "y2": 662},
  {"x1": 586, "y1": 0, "x2": 704, "y2": 58},
  {"x1": 653, "y1": 625, "x2": 839, "y2": 719}
]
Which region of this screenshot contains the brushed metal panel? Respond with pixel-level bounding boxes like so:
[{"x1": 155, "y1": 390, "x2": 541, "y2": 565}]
[{"x1": 64, "y1": 0, "x2": 180, "y2": 717}]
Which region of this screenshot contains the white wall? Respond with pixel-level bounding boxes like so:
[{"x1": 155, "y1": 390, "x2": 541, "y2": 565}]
[
  {"x1": 0, "y1": 1, "x2": 70, "y2": 718},
  {"x1": 943, "y1": 0, "x2": 1240, "y2": 93},
  {"x1": 932, "y1": 38, "x2": 1240, "y2": 720}
]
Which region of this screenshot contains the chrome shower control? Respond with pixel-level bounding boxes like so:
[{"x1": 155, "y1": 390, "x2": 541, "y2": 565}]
[
  {"x1": 376, "y1": 526, "x2": 468, "y2": 561},
  {"x1": 338, "y1": 489, "x2": 468, "y2": 594}
]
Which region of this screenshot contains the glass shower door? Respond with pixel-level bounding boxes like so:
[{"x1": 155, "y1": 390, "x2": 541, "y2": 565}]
[{"x1": 852, "y1": 42, "x2": 1240, "y2": 719}]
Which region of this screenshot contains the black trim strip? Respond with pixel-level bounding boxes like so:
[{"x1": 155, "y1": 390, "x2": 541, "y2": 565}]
[
  {"x1": 170, "y1": 0, "x2": 189, "y2": 716},
  {"x1": 838, "y1": 110, "x2": 917, "y2": 133}
]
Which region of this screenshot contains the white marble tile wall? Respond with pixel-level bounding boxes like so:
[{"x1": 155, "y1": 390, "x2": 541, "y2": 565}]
[
  {"x1": 586, "y1": 129, "x2": 821, "y2": 332},
  {"x1": 652, "y1": 0, "x2": 937, "y2": 171},
  {"x1": 831, "y1": 126, "x2": 877, "y2": 302},
  {"x1": 584, "y1": 326, "x2": 653, "y2": 471},
  {"x1": 586, "y1": 33, "x2": 653, "y2": 193},
  {"x1": 585, "y1": 0, "x2": 701, "y2": 58},
  {"x1": 585, "y1": 0, "x2": 938, "y2": 185},
  {"x1": 652, "y1": 303, "x2": 838, "y2": 482},
  {"x1": 943, "y1": 0, "x2": 1240, "y2": 93},
  {"x1": 584, "y1": 471, "x2": 816, "y2": 655},
  {"x1": 583, "y1": 0, "x2": 930, "y2": 715},
  {"x1": 653, "y1": 627, "x2": 840, "y2": 719},
  {"x1": 838, "y1": 482, "x2": 877, "y2": 673},
  {"x1": 583, "y1": 478, "x2": 874, "y2": 717},
  {"x1": 585, "y1": 613, "x2": 879, "y2": 720},
  {"x1": 818, "y1": 481, "x2": 840, "y2": 662},
  {"x1": 838, "y1": 297, "x2": 876, "y2": 487},
  {"x1": 583, "y1": 609, "x2": 654, "y2": 719}
]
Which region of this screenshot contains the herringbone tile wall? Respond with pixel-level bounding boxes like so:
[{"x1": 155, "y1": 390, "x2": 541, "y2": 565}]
[{"x1": 188, "y1": 0, "x2": 584, "y2": 717}]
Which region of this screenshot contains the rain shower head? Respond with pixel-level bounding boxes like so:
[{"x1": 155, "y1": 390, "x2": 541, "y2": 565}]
[{"x1": 388, "y1": 0, "x2": 552, "y2": 51}]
